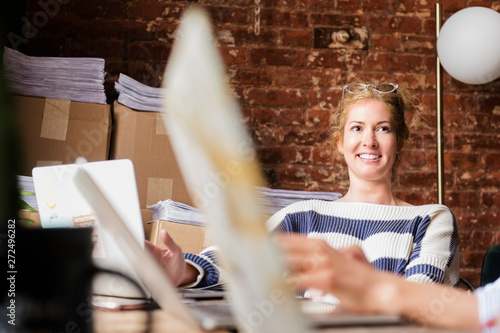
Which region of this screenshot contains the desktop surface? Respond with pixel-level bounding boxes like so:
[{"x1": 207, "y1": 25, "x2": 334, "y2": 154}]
[{"x1": 92, "y1": 297, "x2": 474, "y2": 333}]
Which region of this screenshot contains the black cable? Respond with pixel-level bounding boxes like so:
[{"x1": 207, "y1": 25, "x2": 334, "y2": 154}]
[{"x1": 92, "y1": 267, "x2": 153, "y2": 333}]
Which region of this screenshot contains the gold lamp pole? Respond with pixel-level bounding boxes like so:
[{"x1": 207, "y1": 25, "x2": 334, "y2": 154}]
[{"x1": 436, "y1": 3, "x2": 445, "y2": 205}]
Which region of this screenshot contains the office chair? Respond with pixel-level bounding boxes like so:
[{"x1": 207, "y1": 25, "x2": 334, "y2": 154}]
[{"x1": 481, "y1": 244, "x2": 500, "y2": 287}]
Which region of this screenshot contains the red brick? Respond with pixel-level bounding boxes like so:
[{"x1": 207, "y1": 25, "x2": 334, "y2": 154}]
[
  {"x1": 363, "y1": 0, "x2": 392, "y2": 12},
  {"x1": 311, "y1": 146, "x2": 334, "y2": 165},
  {"x1": 446, "y1": 191, "x2": 480, "y2": 209},
  {"x1": 126, "y1": 3, "x2": 183, "y2": 21},
  {"x1": 252, "y1": 127, "x2": 282, "y2": 146},
  {"x1": 251, "y1": 107, "x2": 280, "y2": 125},
  {"x1": 156, "y1": 23, "x2": 179, "y2": 42},
  {"x1": 309, "y1": 13, "x2": 363, "y2": 26},
  {"x1": 460, "y1": 250, "x2": 486, "y2": 268},
  {"x1": 257, "y1": 147, "x2": 284, "y2": 164},
  {"x1": 366, "y1": 15, "x2": 424, "y2": 34},
  {"x1": 249, "y1": 48, "x2": 305, "y2": 67},
  {"x1": 278, "y1": 109, "x2": 305, "y2": 126},
  {"x1": 280, "y1": 146, "x2": 313, "y2": 164},
  {"x1": 485, "y1": 152, "x2": 500, "y2": 169},
  {"x1": 219, "y1": 47, "x2": 247, "y2": 66},
  {"x1": 65, "y1": 39, "x2": 123, "y2": 58},
  {"x1": 453, "y1": 134, "x2": 500, "y2": 151},
  {"x1": 444, "y1": 152, "x2": 481, "y2": 170},
  {"x1": 126, "y1": 60, "x2": 166, "y2": 88},
  {"x1": 244, "y1": 88, "x2": 307, "y2": 107},
  {"x1": 229, "y1": 68, "x2": 272, "y2": 86},
  {"x1": 475, "y1": 211, "x2": 500, "y2": 229},
  {"x1": 366, "y1": 53, "x2": 424, "y2": 72},
  {"x1": 205, "y1": 6, "x2": 250, "y2": 25},
  {"x1": 305, "y1": 109, "x2": 331, "y2": 127},
  {"x1": 398, "y1": 171, "x2": 438, "y2": 188},
  {"x1": 307, "y1": 87, "x2": 341, "y2": 111},
  {"x1": 478, "y1": 95, "x2": 500, "y2": 114},
  {"x1": 306, "y1": 50, "x2": 363, "y2": 69},
  {"x1": 471, "y1": 230, "x2": 497, "y2": 250},
  {"x1": 272, "y1": 68, "x2": 320, "y2": 88},
  {"x1": 127, "y1": 41, "x2": 171, "y2": 61},
  {"x1": 227, "y1": 27, "x2": 279, "y2": 47},
  {"x1": 89, "y1": 20, "x2": 154, "y2": 40},
  {"x1": 371, "y1": 34, "x2": 399, "y2": 52},
  {"x1": 481, "y1": 192, "x2": 500, "y2": 209},
  {"x1": 400, "y1": 35, "x2": 434, "y2": 52},
  {"x1": 282, "y1": 128, "x2": 331, "y2": 145},
  {"x1": 282, "y1": 29, "x2": 312, "y2": 48},
  {"x1": 259, "y1": 9, "x2": 309, "y2": 28},
  {"x1": 458, "y1": 230, "x2": 471, "y2": 251}
]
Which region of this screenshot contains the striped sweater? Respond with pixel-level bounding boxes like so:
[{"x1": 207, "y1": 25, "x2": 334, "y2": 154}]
[{"x1": 184, "y1": 200, "x2": 459, "y2": 297}]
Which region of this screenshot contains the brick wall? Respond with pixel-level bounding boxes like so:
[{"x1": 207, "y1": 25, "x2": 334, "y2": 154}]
[{"x1": 13, "y1": 0, "x2": 500, "y2": 287}]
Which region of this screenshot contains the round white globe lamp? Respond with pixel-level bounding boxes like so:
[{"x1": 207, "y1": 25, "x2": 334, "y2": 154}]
[{"x1": 437, "y1": 7, "x2": 500, "y2": 85}]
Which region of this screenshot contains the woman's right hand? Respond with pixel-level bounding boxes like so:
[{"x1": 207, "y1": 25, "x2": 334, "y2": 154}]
[{"x1": 145, "y1": 229, "x2": 191, "y2": 287}]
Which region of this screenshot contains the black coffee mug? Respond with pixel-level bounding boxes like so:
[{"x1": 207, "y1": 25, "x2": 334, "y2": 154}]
[{"x1": 14, "y1": 227, "x2": 94, "y2": 333}]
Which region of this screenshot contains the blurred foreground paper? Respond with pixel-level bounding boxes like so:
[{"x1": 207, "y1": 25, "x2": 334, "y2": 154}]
[{"x1": 161, "y1": 6, "x2": 309, "y2": 333}]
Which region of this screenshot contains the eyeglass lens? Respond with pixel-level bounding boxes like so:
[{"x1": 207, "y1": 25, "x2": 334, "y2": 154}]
[{"x1": 345, "y1": 83, "x2": 396, "y2": 94}]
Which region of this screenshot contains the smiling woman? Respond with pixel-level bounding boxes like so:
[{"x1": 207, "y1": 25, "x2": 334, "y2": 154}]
[
  {"x1": 147, "y1": 80, "x2": 459, "y2": 310},
  {"x1": 332, "y1": 82, "x2": 415, "y2": 204}
]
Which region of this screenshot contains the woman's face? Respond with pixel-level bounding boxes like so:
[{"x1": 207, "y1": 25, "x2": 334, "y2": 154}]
[{"x1": 337, "y1": 99, "x2": 397, "y2": 183}]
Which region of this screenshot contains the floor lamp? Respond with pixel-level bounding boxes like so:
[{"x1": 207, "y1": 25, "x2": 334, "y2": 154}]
[{"x1": 435, "y1": 4, "x2": 500, "y2": 205}]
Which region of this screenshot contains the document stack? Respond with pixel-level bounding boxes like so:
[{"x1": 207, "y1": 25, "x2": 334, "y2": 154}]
[
  {"x1": 114, "y1": 73, "x2": 163, "y2": 112},
  {"x1": 257, "y1": 186, "x2": 342, "y2": 216},
  {"x1": 17, "y1": 175, "x2": 38, "y2": 211},
  {"x1": 149, "y1": 187, "x2": 342, "y2": 225},
  {"x1": 2, "y1": 47, "x2": 107, "y2": 104}
]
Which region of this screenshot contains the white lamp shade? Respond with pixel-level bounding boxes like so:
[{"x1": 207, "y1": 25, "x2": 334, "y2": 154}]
[{"x1": 437, "y1": 7, "x2": 500, "y2": 85}]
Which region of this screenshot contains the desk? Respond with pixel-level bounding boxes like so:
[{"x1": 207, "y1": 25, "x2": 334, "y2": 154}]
[{"x1": 93, "y1": 308, "x2": 473, "y2": 333}]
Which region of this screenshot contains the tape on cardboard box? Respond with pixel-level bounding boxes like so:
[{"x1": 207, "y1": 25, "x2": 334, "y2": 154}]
[
  {"x1": 36, "y1": 160, "x2": 63, "y2": 167},
  {"x1": 146, "y1": 177, "x2": 174, "y2": 207},
  {"x1": 40, "y1": 98, "x2": 71, "y2": 141},
  {"x1": 156, "y1": 112, "x2": 168, "y2": 136}
]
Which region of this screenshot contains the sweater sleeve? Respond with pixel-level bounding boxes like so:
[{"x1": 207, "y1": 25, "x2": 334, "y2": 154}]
[
  {"x1": 404, "y1": 205, "x2": 459, "y2": 286},
  {"x1": 183, "y1": 246, "x2": 224, "y2": 288},
  {"x1": 476, "y1": 277, "x2": 500, "y2": 332}
]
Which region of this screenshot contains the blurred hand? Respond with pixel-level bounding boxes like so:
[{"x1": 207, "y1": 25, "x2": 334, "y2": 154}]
[
  {"x1": 145, "y1": 229, "x2": 186, "y2": 287},
  {"x1": 275, "y1": 233, "x2": 392, "y2": 313}
]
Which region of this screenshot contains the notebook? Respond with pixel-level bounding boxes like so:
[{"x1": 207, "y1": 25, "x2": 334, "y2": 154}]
[{"x1": 32, "y1": 159, "x2": 150, "y2": 299}]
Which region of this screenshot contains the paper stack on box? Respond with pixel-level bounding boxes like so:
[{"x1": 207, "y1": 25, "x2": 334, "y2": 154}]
[
  {"x1": 2, "y1": 47, "x2": 106, "y2": 104},
  {"x1": 114, "y1": 73, "x2": 163, "y2": 112},
  {"x1": 149, "y1": 187, "x2": 342, "y2": 225}
]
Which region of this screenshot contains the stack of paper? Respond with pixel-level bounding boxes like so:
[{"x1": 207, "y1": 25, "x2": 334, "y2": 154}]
[
  {"x1": 114, "y1": 73, "x2": 163, "y2": 112},
  {"x1": 148, "y1": 199, "x2": 206, "y2": 226},
  {"x1": 257, "y1": 186, "x2": 342, "y2": 216},
  {"x1": 148, "y1": 188, "x2": 342, "y2": 225},
  {"x1": 17, "y1": 175, "x2": 38, "y2": 211},
  {"x1": 2, "y1": 47, "x2": 107, "y2": 104}
]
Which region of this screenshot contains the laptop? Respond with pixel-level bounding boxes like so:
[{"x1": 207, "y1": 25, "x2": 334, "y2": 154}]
[{"x1": 32, "y1": 159, "x2": 150, "y2": 299}]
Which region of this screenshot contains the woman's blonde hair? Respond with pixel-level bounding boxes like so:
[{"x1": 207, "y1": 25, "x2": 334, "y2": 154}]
[{"x1": 331, "y1": 82, "x2": 416, "y2": 159}]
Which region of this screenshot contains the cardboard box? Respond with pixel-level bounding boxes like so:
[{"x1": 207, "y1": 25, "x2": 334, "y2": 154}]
[
  {"x1": 18, "y1": 210, "x2": 41, "y2": 228},
  {"x1": 110, "y1": 102, "x2": 192, "y2": 209},
  {"x1": 148, "y1": 219, "x2": 208, "y2": 254},
  {"x1": 14, "y1": 95, "x2": 112, "y2": 176}
]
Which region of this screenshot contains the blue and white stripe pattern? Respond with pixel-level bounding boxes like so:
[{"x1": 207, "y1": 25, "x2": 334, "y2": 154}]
[
  {"x1": 185, "y1": 200, "x2": 459, "y2": 294},
  {"x1": 268, "y1": 200, "x2": 459, "y2": 286}
]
